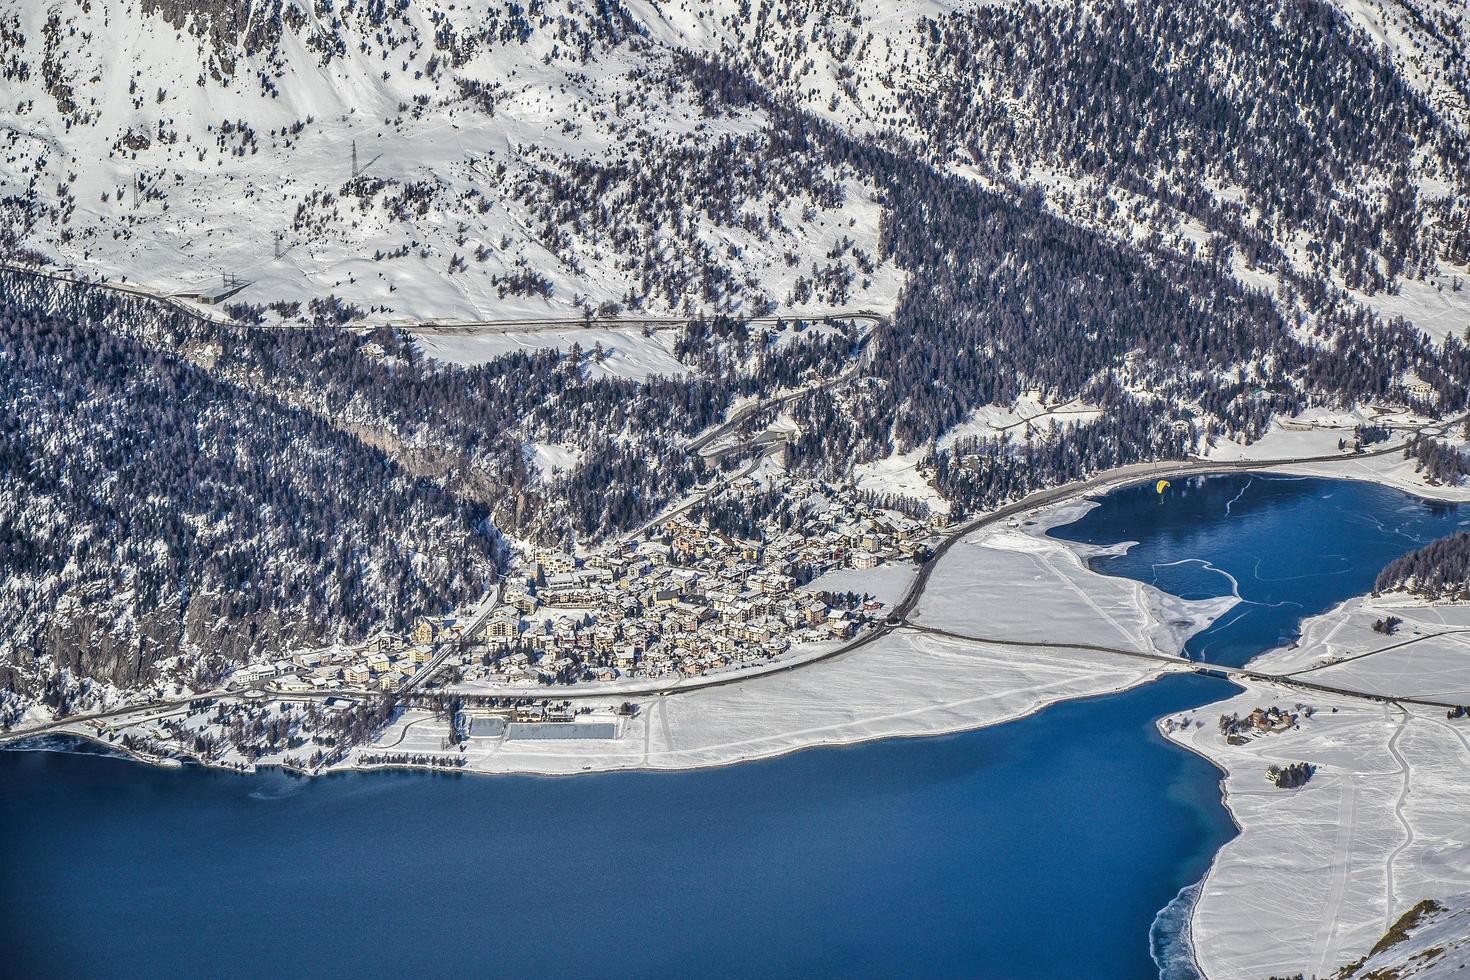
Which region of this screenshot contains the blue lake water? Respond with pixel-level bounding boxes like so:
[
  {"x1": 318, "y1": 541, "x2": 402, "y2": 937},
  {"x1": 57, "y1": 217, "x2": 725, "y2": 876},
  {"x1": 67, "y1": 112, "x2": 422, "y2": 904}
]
[
  {"x1": 3, "y1": 475, "x2": 1465, "y2": 979},
  {"x1": 1050, "y1": 473, "x2": 1470, "y2": 667}
]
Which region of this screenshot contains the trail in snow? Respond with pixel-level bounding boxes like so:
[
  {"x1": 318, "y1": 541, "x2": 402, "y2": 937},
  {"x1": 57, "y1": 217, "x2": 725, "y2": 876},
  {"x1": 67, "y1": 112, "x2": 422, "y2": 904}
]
[
  {"x1": 1310, "y1": 775, "x2": 1360, "y2": 978},
  {"x1": 1383, "y1": 706, "x2": 1416, "y2": 931}
]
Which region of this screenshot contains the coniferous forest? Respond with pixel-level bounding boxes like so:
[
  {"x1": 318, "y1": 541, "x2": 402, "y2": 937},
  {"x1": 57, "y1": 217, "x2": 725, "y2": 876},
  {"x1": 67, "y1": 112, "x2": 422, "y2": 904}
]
[{"x1": 4, "y1": 0, "x2": 1470, "y2": 713}]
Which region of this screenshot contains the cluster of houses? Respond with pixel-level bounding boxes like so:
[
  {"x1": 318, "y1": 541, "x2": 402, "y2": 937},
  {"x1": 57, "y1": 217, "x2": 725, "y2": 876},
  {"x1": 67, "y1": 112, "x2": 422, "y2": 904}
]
[
  {"x1": 243, "y1": 636, "x2": 434, "y2": 694},
  {"x1": 449, "y1": 479, "x2": 935, "y2": 687},
  {"x1": 236, "y1": 481, "x2": 937, "y2": 695},
  {"x1": 1220, "y1": 705, "x2": 1303, "y2": 744}
]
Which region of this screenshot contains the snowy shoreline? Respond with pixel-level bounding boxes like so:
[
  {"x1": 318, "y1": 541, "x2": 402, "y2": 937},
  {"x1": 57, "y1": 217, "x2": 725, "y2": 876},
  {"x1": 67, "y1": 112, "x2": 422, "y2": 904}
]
[
  {"x1": 1156, "y1": 449, "x2": 1470, "y2": 979},
  {"x1": 1162, "y1": 650, "x2": 1470, "y2": 977},
  {"x1": 7, "y1": 446, "x2": 1463, "y2": 788},
  {"x1": 9, "y1": 446, "x2": 1470, "y2": 979},
  {"x1": 7, "y1": 487, "x2": 1228, "y2": 779}
]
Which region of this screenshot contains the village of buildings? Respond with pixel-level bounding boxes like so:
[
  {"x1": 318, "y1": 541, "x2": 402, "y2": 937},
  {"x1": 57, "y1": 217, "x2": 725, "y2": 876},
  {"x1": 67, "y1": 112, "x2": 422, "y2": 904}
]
[
  {"x1": 41, "y1": 477, "x2": 943, "y2": 772},
  {"x1": 240, "y1": 477, "x2": 937, "y2": 703}
]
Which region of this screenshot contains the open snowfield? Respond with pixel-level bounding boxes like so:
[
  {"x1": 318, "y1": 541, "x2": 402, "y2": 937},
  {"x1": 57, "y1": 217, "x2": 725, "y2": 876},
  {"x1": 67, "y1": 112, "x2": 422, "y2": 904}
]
[
  {"x1": 936, "y1": 393, "x2": 1104, "y2": 449},
  {"x1": 912, "y1": 500, "x2": 1238, "y2": 657},
  {"x1": 1165, "y1": 573, "x2": 1470, "y2": 978},
  {"x1": 799, "y1": 562, "x2": 917, "y2": 608},
  {"x1": 1204, "y1": 407, "x2": 1428, "y2": 462},
  {"x1": 1275, "y1": 441, "x2": 1470, "y2": 505},
  {"x1": 1332, "y1": 891, "x2": 1470, "y2": 977},
  {"x1": 1266, "y1": 596, "x2": 1470, "y2": 702},
  {"x1": 851, "y1": 445, "x2": 950, "y2": 514},
  {"x1": 415, "y1": 325, "x2": 690, "y2": 380},
  {"x1": 361, "y1": 628, "x2": 1172, "y2": 776},
  {"x1": 1165, "y1": 682, "x2": 1470, "y2": 980}
]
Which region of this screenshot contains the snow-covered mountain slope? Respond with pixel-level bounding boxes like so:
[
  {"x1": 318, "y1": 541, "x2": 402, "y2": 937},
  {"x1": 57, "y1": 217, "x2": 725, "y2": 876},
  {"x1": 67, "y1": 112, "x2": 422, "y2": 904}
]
[
  {"x1": 6, "y1": 1, "x2": 1470, "y2": 335},
  {"x1": 7, "y1": 0, "x2": 1470, "y2": 719},
  {"x1": 1335, "y1": 894, "x2": 1470, "y2": 978},
  {"x1": 0, "y1": 0, "x2": 904, "y2": 322},
  {"x1": 1333, "y1": 0, "x2": 1470, "y2": 134},
  {"x1": 696, "y1": 0, "x2": 1470, "y2": 321}
]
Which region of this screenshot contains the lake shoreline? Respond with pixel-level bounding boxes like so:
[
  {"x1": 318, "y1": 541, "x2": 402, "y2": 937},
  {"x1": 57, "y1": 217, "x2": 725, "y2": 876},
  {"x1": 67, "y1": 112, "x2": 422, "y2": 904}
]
[
  {"x1": 5, "y1": 450, "x2": 1464, "y2": 783},
  {"x1": 9, "y1": 456, "x2": 1468, "y2": 979}
]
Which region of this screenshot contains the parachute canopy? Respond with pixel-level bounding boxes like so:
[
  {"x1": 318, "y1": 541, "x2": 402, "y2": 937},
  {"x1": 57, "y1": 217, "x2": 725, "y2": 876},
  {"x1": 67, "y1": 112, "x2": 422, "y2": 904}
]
[{"x1": 1156, "y1": 480, "x2": 1171, "y2": 495}]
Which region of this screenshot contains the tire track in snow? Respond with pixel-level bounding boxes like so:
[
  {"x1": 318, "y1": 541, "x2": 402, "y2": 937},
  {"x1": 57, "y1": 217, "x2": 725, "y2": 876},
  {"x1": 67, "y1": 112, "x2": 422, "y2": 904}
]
[
  {"x1": 1383, "y1": 705, "x2": 1416, "y2": 931},
  {"x1": 1311, "y1": 773, "x2": 1359, "y2": 978}
]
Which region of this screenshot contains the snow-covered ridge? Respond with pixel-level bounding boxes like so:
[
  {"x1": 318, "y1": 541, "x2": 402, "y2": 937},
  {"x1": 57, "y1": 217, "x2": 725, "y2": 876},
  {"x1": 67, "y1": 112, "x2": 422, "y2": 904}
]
[
  {"x1": 0, "y1": 0, "x2": 905, "y2": 322},
  {"x1": 1337, "y1": 893, "x2": 1470, "y2": 978},
  {"x1": 7, "y1": 0, "x2": 1470, "y2": 341}
]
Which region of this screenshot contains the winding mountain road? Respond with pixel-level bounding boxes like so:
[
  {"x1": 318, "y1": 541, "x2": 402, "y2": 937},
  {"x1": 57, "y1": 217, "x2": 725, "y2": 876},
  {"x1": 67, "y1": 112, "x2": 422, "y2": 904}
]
[{"x1": 1383, "y1": 705, "x2": 1417, "y2": 931}]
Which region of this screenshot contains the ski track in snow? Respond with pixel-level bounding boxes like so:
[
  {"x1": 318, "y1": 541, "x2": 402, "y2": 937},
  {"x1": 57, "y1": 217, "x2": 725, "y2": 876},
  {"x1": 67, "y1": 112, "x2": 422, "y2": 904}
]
[{"x1": 1383, "y1": 706, "x2": 1415, "y2": 932}]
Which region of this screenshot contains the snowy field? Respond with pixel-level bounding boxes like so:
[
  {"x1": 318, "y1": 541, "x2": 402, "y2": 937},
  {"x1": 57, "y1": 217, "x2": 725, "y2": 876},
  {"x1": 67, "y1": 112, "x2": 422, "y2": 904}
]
[
  {"x1": 1165, "y1": 682, "x2": 1470, "y2": 979},
  {"x1": 851, "y1": 445, "x2": 949, "y2": 514},
  {"x1": 800, "y1": 563, "x2": 917, "y2": 608},
  {"x1": 1165, "y1": 580, "x2": 1470, "y2": 978},
  {"x1": 911, "y1": 500, "x2": 1238, "y2": 658},
  {"x1": 414, "y1": 326, "x2": 691, "y2": 380},
  {"x1": 1276, "y1": 443, "x2": 1470, "y2": 505},
  {"x1": 1265, "y1": 596, "x2": 1470, "y2": 703},
  {"x1": 936, "y1": 393, "x2": 1103, "y2": 449},
  {"x1": 361, "y1": 628, "x2": 1173, "y2": 776},
  {"x1": 1201, "y1": 417, "x2": 1470, "y2": 506}
]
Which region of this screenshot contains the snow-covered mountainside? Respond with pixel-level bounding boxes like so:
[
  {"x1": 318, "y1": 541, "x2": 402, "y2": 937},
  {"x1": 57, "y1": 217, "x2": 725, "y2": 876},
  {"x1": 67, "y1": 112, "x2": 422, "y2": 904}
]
[
  {"x1": 1335, "y1": 895, "x2": 1470, "y2": 978},
  {"x1": 4, "y1": 0, "x2": 1470, "y2": 328},
  {"x1": 0, "y1": 0, "x2": 906, "y2": 321},
  {"x1": 6, "y1": 1, "x2": 1470, "y2": 718}
]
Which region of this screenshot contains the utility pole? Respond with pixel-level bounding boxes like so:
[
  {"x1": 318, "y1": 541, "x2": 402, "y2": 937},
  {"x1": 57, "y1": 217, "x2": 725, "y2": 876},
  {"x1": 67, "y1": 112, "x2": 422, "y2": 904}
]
[
  {"x1": 274, "y1": 231, "x2": 284, "y2": 260},
  {"x1": 346, "y1": 138, "x2": 380, "y2": 183}
]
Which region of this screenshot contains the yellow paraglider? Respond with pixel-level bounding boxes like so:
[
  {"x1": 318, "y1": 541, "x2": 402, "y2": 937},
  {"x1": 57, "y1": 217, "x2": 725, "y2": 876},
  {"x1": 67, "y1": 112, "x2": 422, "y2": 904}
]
[{"x1": 1156, "y1": 479, "x2": 1171, "y2": 495}]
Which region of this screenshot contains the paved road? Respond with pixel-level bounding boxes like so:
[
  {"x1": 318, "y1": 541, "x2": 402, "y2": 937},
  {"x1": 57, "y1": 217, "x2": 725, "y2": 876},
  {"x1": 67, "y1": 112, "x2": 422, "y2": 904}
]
[
  {"x1": 0, "y1": 259, "x2": 886, "y2": 340},
  {"x1": 3, "y1": 435, "x2": 1460, "y2": 746},
  {"x1": 0, "y1": 691, "x2": 231, "y2": 745},
  {"x1": 620, "y1": 317, "x2": 884, "y2": 541},
  {"x1": 410, "y1": 311, "x2": 886, "y2": 338},
  {"x1": 620, "y1": 447, "x2": 777, "y2": 544},
  {"x1": 902, "y1": 623, "x2": 1465, "y2": 710},
  {"x1": 686, "y1": 317, "x2": 881, "y2": 456},
  {"x1": 400, "y1": 582, "x2": 505, "y2": 695},
  {"x1": 0, "y1": 259, "x2": 241, "y2": 327},
  {"x1": 1285, "y1": 627, "x2": 1470, "y2": 677}
]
